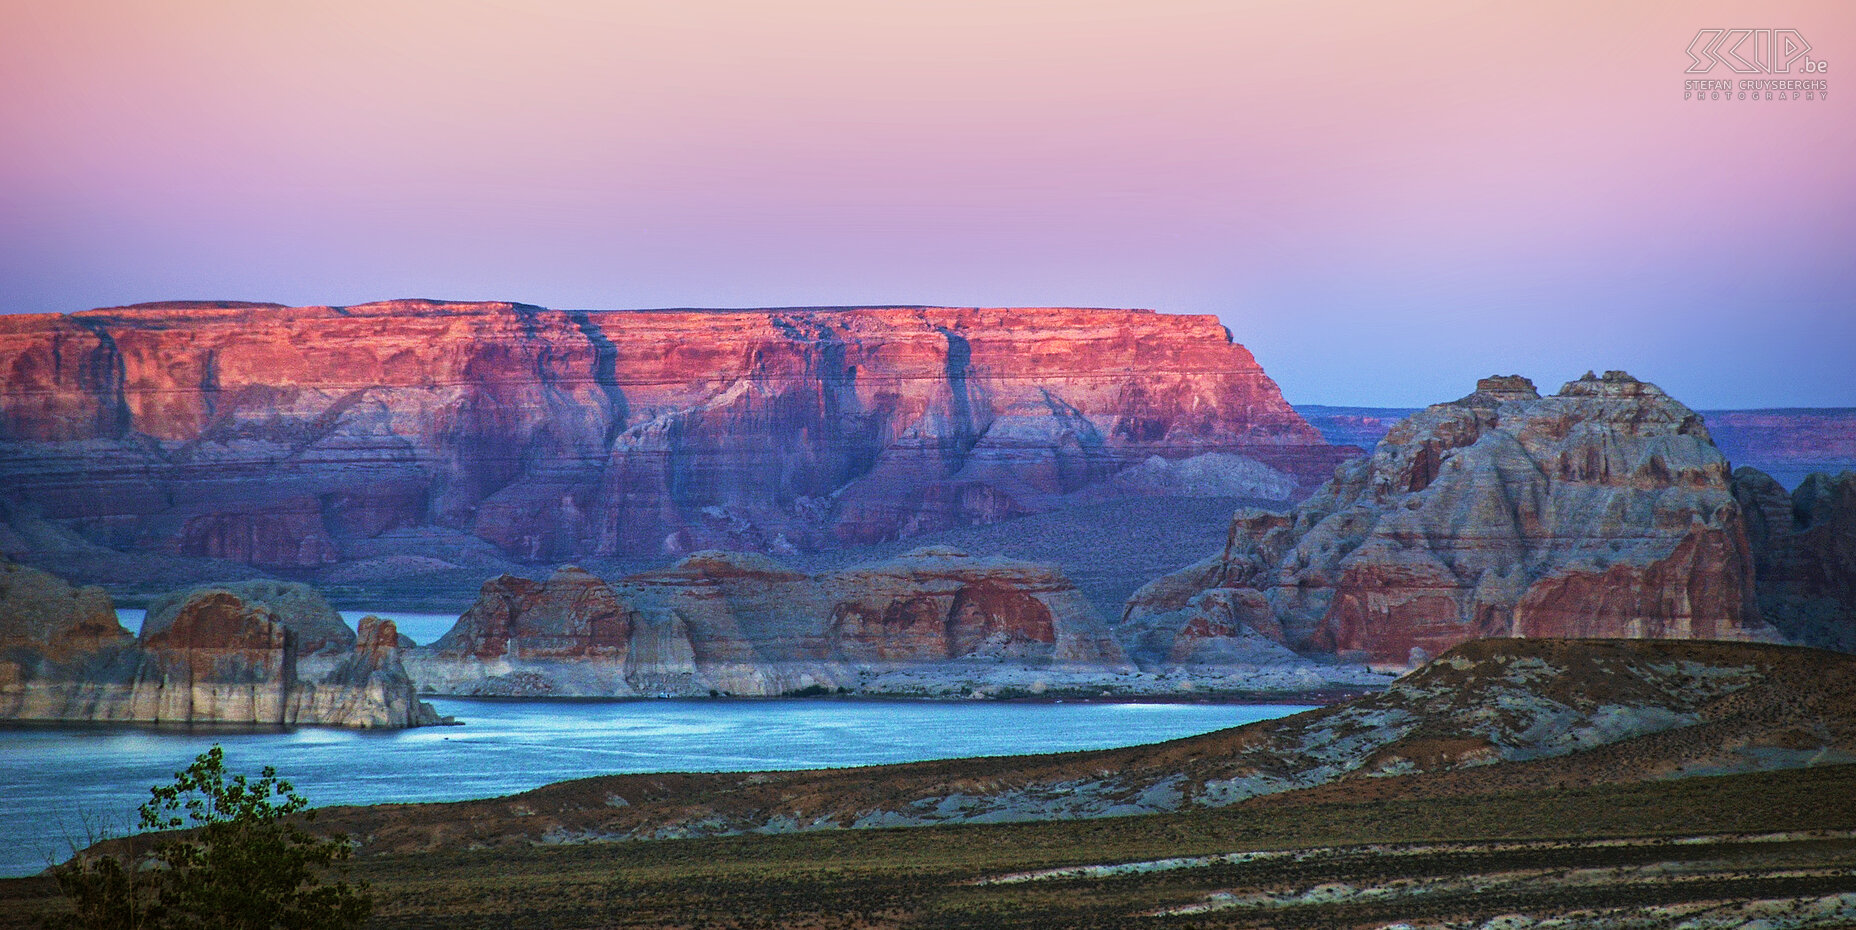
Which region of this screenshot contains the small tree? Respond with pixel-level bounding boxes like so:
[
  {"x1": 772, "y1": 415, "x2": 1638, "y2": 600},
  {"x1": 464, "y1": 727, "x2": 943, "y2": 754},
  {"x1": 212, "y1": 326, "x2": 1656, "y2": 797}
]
[{"x1": 49, "y1": 746, "x2": 372, "y2": 930}]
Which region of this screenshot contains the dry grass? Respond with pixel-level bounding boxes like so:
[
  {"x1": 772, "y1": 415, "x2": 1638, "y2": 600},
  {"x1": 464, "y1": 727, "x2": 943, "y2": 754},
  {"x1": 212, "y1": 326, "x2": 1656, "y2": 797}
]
[{"x1": 7, "y1": 764, "x2": 1854, "y2": 929}]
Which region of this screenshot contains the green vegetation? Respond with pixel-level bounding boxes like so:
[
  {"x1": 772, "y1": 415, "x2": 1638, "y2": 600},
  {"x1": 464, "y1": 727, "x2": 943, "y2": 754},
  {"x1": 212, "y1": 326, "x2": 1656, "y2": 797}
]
[{"x1": 42, "y1": 746, "x2": 370, "y2": 930}]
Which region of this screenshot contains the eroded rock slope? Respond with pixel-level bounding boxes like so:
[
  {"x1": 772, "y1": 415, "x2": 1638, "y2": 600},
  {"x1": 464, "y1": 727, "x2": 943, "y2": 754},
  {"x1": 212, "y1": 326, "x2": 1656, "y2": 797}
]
[
  {"x1": 0, "y1": 301, "x2": 1346, "y2": 581},
  {"x1": 1124, "y1": 372, "x2": 1849, "y2": 670},
  {"x1": 314, "y1": 639, "x2": 1856, "y2": 853}
]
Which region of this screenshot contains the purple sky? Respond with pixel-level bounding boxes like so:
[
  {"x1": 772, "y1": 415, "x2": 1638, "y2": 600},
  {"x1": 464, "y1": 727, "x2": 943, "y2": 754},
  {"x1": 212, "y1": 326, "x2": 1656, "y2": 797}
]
[{"x1": 1, "y1": 1, "x2": 1851, "y2": 407}]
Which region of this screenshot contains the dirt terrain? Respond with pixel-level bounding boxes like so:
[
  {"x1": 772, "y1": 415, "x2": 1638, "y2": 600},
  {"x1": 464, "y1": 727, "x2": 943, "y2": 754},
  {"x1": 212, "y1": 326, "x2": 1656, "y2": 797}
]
[
  {"x1": 6, "y1": 765, "x2": 1853, "y2": 929},
  {"x1": 9, "y1": 638, "x2": 1855, "y2": 928}
]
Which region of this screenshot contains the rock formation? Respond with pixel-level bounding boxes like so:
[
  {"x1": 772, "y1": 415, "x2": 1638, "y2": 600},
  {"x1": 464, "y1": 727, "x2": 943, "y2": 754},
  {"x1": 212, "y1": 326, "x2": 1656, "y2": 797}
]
[
  {"x1": 0, "y1": 301, "x2": 1348, "y2": 582},
  {"x1": 288, "y1": 615, "x2": 441, "y2": 728},
  {"x1": 144, "y1": 579, "x2": 359, "y2": 655},
  {"x1": 1734, "y1": 467, "x2": 1856, "y2": 651},
  {"x1": 0, "y1": 563, "x2": 442, "y2": 727},
  {"x1": 406, "y1": 550, "x2": 1157, "y2": 697},
  {"x1": 1127, "y1": 373, "x2": 1784, "y2": 669},
  {"x1": 408, "y1": 566, "x2": 653, "y2": 696},
  {"x1": 0, "y1": 561, "x2": 139, "y2": 717},
  {"x1": 1299, "y1": 403, "x2": 1856, "y2": 493}
]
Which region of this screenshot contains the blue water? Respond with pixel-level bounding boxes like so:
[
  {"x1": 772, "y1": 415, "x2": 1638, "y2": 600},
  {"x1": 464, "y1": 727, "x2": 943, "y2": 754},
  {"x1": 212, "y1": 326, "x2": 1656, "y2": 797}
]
[
  {"x1": 116, "y1": 609, "x2": 459, "y2": 645},
  {"x1": 335, "y1": 611, "x2": 458, "y2": 645},
  {"x1": 0, "y1": 698, "x2": 1310, "y2": 877}
]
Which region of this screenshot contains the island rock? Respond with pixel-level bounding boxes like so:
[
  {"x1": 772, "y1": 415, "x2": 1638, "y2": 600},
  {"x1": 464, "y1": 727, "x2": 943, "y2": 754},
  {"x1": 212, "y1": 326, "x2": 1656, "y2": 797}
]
[
  {"x1": 406, "y1": 550, "x2": 1146, "y2": 697},
  {"x1": 0, "y1": 563, "x2": 442, "y2": 728}
]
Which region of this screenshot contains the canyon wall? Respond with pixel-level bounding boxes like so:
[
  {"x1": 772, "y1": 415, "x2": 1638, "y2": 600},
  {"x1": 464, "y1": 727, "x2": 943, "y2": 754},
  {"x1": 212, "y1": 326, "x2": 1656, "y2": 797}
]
[
  {"x1": 1127, "y1": 373, "x2": 1853, "y2": 669},
  {"x1": 0, "y1": 564, "x2": 442, "y2": 727},
  {"x1": 0, "y1": 301, "x2": 1347, "y2": 579}
]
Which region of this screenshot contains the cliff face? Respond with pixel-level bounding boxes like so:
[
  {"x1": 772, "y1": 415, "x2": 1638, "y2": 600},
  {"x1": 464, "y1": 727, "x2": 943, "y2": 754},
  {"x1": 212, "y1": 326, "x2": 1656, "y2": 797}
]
[
  {"x1": 1735, "y1": 468, "x2": 1856, "y2": 651},
  {"x1": 0, "y1": 301, "x2": 1344, "y2": 573},
  {"x1": 1127, "y1": 373, "x2": 1783, "y2": 669},
  {"x1": 0, "y1": 566, "x2": 441, "y2": 727},
  {"x1": 406, "y1": 549, "x2": 1139, "y2": 697}
]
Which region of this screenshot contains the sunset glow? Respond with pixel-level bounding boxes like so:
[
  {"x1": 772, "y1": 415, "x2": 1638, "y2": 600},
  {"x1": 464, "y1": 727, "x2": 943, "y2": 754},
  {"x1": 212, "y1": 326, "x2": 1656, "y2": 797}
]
[{"x1": 1, "y1": 0, "x2": 1850, "y2": 405}]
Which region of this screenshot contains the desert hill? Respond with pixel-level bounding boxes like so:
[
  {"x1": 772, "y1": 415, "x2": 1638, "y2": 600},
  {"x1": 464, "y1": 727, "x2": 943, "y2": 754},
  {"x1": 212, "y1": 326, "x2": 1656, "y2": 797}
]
[{"x1": 307, "y1": 638, "x2": 1856, "y2": 856}]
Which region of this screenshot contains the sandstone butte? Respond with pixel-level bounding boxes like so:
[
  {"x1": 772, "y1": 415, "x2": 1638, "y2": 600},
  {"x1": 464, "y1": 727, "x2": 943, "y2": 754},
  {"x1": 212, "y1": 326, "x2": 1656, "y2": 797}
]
[
  {"x1": 1124, "y1": 372, "x2": 1856, "y2": 670},
  {"x1": 0, "y1": 300, "x2": 1350, "y2": 573},
  {"x1": 0, "y1": 561, "x2": 443, "y2": 728},
  {"x1": 403, "y1": 548, "x2": 1143, "y2": 698}
]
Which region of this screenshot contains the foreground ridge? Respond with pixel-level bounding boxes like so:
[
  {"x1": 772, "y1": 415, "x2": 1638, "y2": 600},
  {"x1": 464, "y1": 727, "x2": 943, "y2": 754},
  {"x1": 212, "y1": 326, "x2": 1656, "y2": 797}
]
[{"x1": 306, "y1": 638, "x2": 1856, "y2": 853}]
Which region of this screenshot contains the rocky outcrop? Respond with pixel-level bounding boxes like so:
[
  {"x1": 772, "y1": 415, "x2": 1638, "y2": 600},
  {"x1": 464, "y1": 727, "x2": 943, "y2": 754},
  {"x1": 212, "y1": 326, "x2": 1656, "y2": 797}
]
[
  {"x1": 0, "y1": 561, "x2": 139, "y2": 717},
  {"x1": 1299, "y1": 403, "x2": 1856, "y2": 493},
  {"x1": 311, "y1": 639, "x2": 1856, "y2": 851},
  {"x1": 133, "y1": 589, "x2": 298, "y2": 723},
  {"x1": 144, "y1": 579, "x2": 359, "y2": 655},
  {"x1": 1735, "y1": 468, "x2": 1856, "y2": 651},
  {"x1": 0, "y1": 301, "x2": 1347, "y2": 581},
  {"x1": 1129, "y1": 373, "x2": 1782, "y2": 669},
  {"x1": 287, "y1": 615, "x2": 441, "y2": 728},
  {"x1": 406, "y1": 550, "x2": 1156, "y2": 697},
  {"x1": 0, "y1": 564, "x2": 442, "y2": 727},
  {"x1": 408, "y1": 566, "x2": 651, "y2": 696}
]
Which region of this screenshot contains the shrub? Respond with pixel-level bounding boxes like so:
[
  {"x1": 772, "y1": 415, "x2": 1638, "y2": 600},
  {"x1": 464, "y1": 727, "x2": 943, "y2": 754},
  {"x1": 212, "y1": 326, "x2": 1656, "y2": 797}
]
[{"x1": 48, "y1": 745, "x2": 372, "y2": 930}]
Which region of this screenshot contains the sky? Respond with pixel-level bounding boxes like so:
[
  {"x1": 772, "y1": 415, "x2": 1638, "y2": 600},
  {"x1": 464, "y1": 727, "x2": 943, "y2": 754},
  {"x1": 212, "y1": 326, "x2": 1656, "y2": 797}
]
[{"x1": 1, "y1": 0, "x2": 1851, "y2": 408}]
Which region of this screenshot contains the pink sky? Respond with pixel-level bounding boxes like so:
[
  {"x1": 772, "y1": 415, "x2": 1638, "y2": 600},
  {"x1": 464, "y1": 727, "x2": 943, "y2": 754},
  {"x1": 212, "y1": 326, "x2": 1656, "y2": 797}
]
[{"x1": 1, "y1": 0, "x2": 1851, "y2": 406}]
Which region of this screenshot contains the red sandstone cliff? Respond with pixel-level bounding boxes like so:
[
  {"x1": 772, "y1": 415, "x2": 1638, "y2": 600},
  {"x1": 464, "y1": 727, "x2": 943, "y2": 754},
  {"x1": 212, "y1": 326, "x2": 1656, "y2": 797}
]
[
  {"x1": 0, "y1": 301, "x2": 1344, "y2": 573},
  {"x1": 1125, "y1": 373, "x2": 1793, "y2": 669},
  {"x1": 405, "y1": 548, "x2": 1136, "y2": 697}
]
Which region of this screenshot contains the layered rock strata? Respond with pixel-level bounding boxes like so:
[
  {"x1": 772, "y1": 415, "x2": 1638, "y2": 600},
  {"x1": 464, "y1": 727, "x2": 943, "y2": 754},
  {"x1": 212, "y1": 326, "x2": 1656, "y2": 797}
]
[
  {"x1": 0, "y1": 301, "x2": 1347, "y2": 577},
  {"x1": 0, "y1": 564, "x2": 441, "y2": 727},
  {"x1": 407, "y1": 549, "x2": 1156, "y2": 697},
  {"x1": 143, "y1": 579, "x2": 360, "y2": 655},
  {"x1": 1127, "y1": 373, "x2": 1788, "y2": 669}
]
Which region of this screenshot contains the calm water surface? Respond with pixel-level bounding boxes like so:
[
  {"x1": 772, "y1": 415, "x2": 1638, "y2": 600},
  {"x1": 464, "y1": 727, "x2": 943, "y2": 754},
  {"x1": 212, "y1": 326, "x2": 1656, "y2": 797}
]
[
  {"x1": 0, "y1": 698, "x2": 1311, "y2": 876},
  {"x1": 117, "y1": 609, "x2": 459, "y2": 645}
]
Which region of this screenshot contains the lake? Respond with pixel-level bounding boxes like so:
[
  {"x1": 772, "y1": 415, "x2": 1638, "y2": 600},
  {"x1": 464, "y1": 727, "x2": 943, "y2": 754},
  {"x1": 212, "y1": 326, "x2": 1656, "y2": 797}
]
[
  {"x1": 117, "y1": 609, "x2": 460, "y2": 645},
  {"x1": 0, "y1": 698, "x2": 1312, "y2": 877}
]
